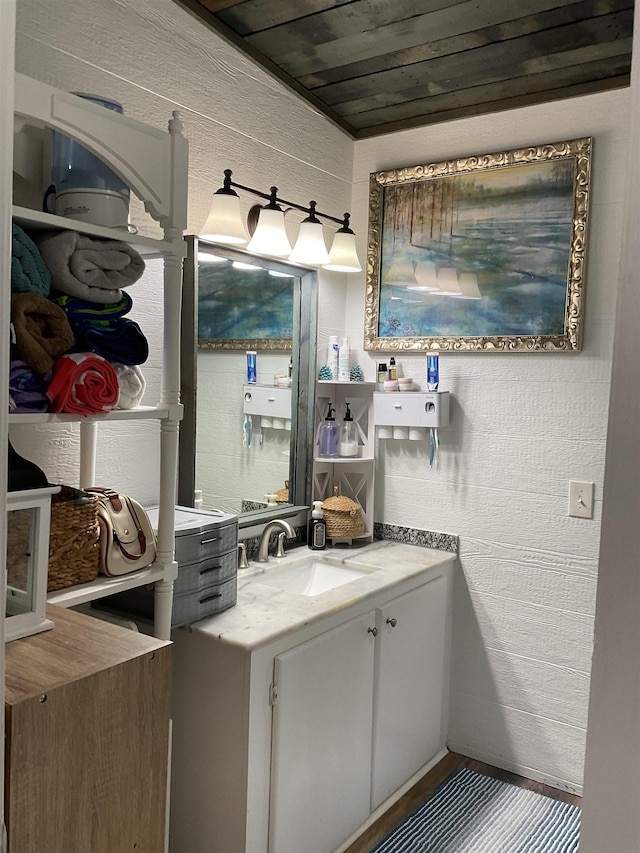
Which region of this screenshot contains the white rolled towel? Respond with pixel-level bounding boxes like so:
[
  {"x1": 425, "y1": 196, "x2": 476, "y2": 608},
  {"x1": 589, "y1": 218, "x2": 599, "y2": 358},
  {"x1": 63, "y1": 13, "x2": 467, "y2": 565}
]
[{"x1": 112, "y1": 362, "x2": 146, "y2": 409}]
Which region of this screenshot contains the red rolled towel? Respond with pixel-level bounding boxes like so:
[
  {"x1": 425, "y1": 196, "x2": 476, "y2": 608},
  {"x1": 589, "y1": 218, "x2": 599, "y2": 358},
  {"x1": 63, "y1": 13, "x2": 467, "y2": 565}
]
[{"x1": 47, "y1": 353, "x2": 119, "y2": 415}]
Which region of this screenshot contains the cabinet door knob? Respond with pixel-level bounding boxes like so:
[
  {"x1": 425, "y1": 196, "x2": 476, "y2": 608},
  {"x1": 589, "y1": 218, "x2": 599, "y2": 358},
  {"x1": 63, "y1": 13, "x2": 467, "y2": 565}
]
[
  {"x1": 367, "y1": 626, "x2": 378, "y2": 637},
  {"x1": 386, "y1": 617, "x2": 397, "y2": 628}
]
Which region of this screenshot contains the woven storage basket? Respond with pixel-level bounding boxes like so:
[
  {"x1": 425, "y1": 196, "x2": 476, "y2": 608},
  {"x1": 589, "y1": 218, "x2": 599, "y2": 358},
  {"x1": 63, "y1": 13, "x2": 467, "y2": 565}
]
[
  {"x1": 275, "y1": 480, "x2": 290, "y2": 503},
  {"x1": 321, "y1": 488, "x2": 364, "y2": 539},
  {"x1": 48, "y1": 486, "x2": 100, "y2": 591}
]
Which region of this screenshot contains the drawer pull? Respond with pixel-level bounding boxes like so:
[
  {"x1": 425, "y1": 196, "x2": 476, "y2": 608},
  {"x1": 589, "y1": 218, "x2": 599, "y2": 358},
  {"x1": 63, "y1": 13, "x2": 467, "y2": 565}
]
[
  {"x1": 199, "y1": 565, "x2": 221, "y2": 575},
  {"x1": 199, "y1": 592, "x2": 222, "y2": 604},
  {"x1": 200, "y1": 536, "x2": 221, "y2": 544},
  {"x1": 393, "y1": 404, "x2": 403, "y2": 409}
]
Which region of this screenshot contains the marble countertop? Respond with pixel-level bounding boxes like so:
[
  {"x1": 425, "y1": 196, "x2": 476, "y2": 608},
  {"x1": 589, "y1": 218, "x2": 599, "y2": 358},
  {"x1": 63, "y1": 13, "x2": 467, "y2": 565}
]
[{"x1": 188, "y1": 540, "x2": 456, "y2": 651}]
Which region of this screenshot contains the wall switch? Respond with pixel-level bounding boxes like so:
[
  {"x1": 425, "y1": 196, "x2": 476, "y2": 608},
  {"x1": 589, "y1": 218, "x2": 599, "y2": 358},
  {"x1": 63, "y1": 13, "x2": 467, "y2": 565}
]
[{"x1": 568, "y1": 481, "x2": 595, "y2": 519}]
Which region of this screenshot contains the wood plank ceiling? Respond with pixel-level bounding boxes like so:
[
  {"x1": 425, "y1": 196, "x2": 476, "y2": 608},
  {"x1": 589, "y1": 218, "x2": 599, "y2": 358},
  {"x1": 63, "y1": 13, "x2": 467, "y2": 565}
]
[{"x1": 173, "y1": 0, "x2": 634, "y2": 138}]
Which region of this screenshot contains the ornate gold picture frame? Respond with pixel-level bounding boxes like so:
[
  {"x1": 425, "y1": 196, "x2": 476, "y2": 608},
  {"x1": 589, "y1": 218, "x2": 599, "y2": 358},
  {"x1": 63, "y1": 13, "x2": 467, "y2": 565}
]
[{"x1": 364, "y1": 138, "x2": 591, "y2": 352}]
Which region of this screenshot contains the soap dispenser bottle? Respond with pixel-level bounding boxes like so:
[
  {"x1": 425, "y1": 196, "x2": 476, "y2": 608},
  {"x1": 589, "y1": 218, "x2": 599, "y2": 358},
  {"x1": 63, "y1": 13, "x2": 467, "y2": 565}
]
[
  {"x1": 308, "y1": 501, "x2": 327, "y2": 550},
  {"x1": 339, "y1": 401, "x2": 358, "y2": 457},
  {"x1": 318, "y1": 402, "x2": 339, "y2": 458}
]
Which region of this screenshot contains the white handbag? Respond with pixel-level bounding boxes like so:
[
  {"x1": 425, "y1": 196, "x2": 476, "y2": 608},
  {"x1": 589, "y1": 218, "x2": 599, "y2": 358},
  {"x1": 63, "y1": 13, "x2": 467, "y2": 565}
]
[{"x1": 86, "y1": 487, "x2": 157, "y2": 576}]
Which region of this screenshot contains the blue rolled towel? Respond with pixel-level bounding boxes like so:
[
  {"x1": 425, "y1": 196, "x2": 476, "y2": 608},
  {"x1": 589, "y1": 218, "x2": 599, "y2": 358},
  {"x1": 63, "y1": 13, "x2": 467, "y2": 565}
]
[
  {"x1": 11, "y1": 223, "x2": 52, "y2": 296},
  {"x1": 70, "y1": 317, "x2": 149, "y2": 366}
]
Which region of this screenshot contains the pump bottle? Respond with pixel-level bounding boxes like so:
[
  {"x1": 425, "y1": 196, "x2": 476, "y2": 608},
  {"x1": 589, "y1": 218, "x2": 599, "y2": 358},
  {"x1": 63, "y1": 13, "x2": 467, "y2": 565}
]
[
  {"x1": 318, "y1": 402, "x2": 339, "y2": 457},
  {"x1": 308, "y1": 501, "x2": 327, "y2": 550},
  {"x1": 339, "y1": 401, "x2": 358, "y2": 457}
]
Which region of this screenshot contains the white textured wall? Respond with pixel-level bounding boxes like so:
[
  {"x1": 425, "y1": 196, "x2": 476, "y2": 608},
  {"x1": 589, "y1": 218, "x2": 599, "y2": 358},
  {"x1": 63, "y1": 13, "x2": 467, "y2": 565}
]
[
  {"x1": 580, "y1": 3, "x2": 640, "y2": 848},
  {"x1": 352, "y1": 92, "x2": 629, "y2": 791}
]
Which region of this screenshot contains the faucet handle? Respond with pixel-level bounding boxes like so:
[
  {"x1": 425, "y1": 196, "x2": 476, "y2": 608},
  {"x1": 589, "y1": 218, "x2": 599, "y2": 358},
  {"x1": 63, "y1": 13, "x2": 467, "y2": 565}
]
[
  {"x1": 237, "y1": 541, "x2": 249, "y2": 569},
  {"x1": 275, "y1": 531, "x2": 287, "y2": 558}
]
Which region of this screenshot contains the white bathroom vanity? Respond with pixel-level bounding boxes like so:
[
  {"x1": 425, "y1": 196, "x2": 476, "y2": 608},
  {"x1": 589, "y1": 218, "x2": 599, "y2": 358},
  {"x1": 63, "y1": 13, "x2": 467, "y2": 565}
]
[{"x1": 169, "y1": 540, "x2": 455, "y2": 853}]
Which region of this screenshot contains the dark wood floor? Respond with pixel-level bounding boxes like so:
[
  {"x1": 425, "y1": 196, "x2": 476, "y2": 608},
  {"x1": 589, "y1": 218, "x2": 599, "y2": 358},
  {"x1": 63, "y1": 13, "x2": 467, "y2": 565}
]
[{"x1": 344, "y1": 751, "x2": 582, "y2": 853}]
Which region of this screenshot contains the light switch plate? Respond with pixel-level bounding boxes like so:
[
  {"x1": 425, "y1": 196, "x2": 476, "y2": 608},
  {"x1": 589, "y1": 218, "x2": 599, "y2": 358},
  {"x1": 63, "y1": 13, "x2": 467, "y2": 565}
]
[{"x1": 568, "y1": 481, "x2": 595, "y2": 519}]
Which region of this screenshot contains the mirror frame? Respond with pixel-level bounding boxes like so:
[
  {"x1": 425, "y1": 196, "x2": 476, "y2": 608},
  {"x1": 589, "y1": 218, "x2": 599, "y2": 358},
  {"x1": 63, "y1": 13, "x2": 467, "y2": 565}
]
[{"x1": 178, "y1": 236, "x2": 317, "y2": 521}]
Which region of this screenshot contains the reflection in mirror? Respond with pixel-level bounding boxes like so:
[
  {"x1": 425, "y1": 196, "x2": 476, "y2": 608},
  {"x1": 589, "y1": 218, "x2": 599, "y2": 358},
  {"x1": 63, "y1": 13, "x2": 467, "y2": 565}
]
[{"x1": 179, "y1": 237, "x2": 317, "y2": 521}]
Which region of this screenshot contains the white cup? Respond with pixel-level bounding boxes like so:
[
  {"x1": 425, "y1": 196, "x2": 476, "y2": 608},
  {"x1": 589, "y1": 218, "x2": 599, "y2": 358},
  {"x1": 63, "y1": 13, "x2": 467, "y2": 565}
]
[
  {"x1": 409, "y1": 427, "x2": 427, "y2": 441},
  {"x1": 272, "y1": 417, "x2": 285, "y2": 430},
  {"x1": 261, "y1": 416, "x2": 273, "y2": 429},
  {"x1": 378, "y1": 426, "x2": 393, "y2": 439},
  {"x1": 393, "y1": 426, "x2": 409, "y2": 440}
]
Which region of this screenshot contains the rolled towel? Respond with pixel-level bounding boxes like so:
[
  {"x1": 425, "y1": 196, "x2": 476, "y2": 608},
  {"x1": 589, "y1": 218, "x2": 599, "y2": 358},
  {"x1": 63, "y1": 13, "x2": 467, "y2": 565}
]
[
  {"x1": 35, "y1": 230, "x2": 145, "y2": 303},
  {"x1": 11, "y1": 223, "x2": 52, "y2": 296},
  {"x1": 112, "y1": 362, "x2": 146, "y2": 409},
  {"x1": 51, "y1": 290, "x2": 133, "y2": 321},
  {"x1": 11, "y1": 292, "x2": 75, "y2": 374},
  {"x1": 46, "y1": 353, "x2": 119, "y2": 415},
  {"x1": 9, "y1": 360, "x2": 51, "y2": 413},
  {"x1": 70, "y1": 317, "x2": 149, "y2": 365}
]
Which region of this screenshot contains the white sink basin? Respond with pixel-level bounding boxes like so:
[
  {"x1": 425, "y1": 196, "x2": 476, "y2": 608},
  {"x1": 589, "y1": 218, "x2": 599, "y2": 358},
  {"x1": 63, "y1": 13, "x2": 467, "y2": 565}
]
[{"x1": 256, "y1": 558, "x2": 369, "y2": 596}]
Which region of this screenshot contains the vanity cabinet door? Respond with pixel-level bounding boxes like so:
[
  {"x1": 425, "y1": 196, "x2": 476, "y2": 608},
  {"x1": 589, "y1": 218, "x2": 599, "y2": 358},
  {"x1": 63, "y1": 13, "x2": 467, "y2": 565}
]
[
  {"x1": 269, "y1": 610, "x2": 376, "y2": 853},
  {"x1": 371, "y1": 576, "x2": 448, "y2": 810}
]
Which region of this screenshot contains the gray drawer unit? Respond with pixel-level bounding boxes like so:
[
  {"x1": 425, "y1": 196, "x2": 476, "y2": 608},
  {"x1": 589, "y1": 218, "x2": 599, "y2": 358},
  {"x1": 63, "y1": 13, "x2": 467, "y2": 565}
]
[
  {"x1": 102, "y1": 573, "x2": 237, "y2": 628},
  {"x1": 146, "y1": 505, "x2": 238, "y2": 565},
  {"x1": 174, "y1": 550, "x2": 237, "y2": 596},
  {"x1": 97, "y1": 505, "x2": 239, "y2": 627}
]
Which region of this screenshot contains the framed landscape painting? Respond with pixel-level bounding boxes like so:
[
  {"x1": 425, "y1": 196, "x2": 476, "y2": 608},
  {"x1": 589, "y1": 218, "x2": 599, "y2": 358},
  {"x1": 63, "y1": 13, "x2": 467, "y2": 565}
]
[{"x1": 364, "y1": 138, "x2": 591, "y2": 352}]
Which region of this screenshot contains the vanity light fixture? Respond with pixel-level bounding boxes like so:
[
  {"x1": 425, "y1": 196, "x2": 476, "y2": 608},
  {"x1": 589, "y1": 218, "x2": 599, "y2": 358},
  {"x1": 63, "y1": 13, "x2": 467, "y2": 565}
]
[{"x1": 201, "y1": 170, "x2": 362, "y2": 272}]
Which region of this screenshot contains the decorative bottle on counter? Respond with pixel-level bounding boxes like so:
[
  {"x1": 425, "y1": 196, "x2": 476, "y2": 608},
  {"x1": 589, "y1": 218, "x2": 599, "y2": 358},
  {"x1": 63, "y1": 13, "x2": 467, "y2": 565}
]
[{"x1": 308, "y1": 501, "x2": 327, "y2": 550}]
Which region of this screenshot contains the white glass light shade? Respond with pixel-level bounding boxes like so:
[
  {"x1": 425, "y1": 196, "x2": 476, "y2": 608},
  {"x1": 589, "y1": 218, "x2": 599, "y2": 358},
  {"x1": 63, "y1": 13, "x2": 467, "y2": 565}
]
[
  {"x1": 414, "y1": 260, "x2": 440, "y2": 290},
  {"x1": 455, "y1": 273, "x2": 482, "y2": 299},
  {"x1": 289, "y1": 221, "x2": 330, "y2": 266},
  {"x1": 247, "y1": 208, "x2": 292, "y2": 257},
  {"x1": 435, "y1": 267, "x2": 461, "y2": 295},
  {"x1": 383, "y1": 259, "x2": 416, "y2": 287},
  {"x1": 200, "y1": 193, "x2": 248, "y2": 245},
  {"x1": 323, "y1": 231, "x2": 362, "y2": 272}
]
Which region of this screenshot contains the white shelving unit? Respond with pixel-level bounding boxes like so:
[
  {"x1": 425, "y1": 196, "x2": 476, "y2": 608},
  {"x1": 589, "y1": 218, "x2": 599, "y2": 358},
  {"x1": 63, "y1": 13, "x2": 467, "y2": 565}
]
[
  {"x1": 313, "y1": 380, "x2": 376, "y2": 542},
  {"x1": 10, "y1": 74, "x2": 188, "y2": 640}
]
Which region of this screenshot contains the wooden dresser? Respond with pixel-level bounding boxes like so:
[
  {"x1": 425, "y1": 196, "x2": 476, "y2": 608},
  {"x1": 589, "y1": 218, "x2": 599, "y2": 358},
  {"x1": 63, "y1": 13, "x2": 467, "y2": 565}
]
[{"x1": 4, "y1": 605, "x2": 172, "y2": 853}]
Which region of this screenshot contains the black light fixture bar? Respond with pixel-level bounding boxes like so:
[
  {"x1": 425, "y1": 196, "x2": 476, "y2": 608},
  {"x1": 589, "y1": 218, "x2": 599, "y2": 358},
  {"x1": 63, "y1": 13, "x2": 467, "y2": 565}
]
[{"x1": 222, "y1": 169, "x2": 350, "y2": 229}]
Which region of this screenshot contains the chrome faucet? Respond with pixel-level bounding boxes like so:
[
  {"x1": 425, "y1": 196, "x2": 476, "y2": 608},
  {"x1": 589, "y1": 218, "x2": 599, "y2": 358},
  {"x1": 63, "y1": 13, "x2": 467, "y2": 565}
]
[{"x1": 257, "y1": 519, "x2": 295, "y2": 563}]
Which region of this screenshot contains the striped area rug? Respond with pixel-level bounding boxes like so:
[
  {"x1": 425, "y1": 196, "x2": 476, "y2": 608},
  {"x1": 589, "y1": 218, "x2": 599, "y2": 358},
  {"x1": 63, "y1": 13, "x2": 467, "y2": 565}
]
[{"x1": 370, "y1": 767, "x2": 581, "y2": 853}]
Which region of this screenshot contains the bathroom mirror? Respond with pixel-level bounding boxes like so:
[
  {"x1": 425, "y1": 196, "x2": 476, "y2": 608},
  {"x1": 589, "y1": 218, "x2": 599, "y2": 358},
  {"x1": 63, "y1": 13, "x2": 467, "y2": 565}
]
[{"x1": 178, "y1": 237, "x2": 317, "y2": 522}]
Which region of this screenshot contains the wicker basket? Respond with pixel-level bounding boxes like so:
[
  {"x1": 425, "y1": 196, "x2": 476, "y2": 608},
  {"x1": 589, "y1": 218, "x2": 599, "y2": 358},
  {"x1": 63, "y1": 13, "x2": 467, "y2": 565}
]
[
  {"x1": 47, "y1": 486, "x2": 100, "y2": 591},
  {"x1": 322, "y1": 487, "x2": 364, "y2": 539},
  {"x1": 275, "y1": 480, "x2": 290, "y2": 503}
]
